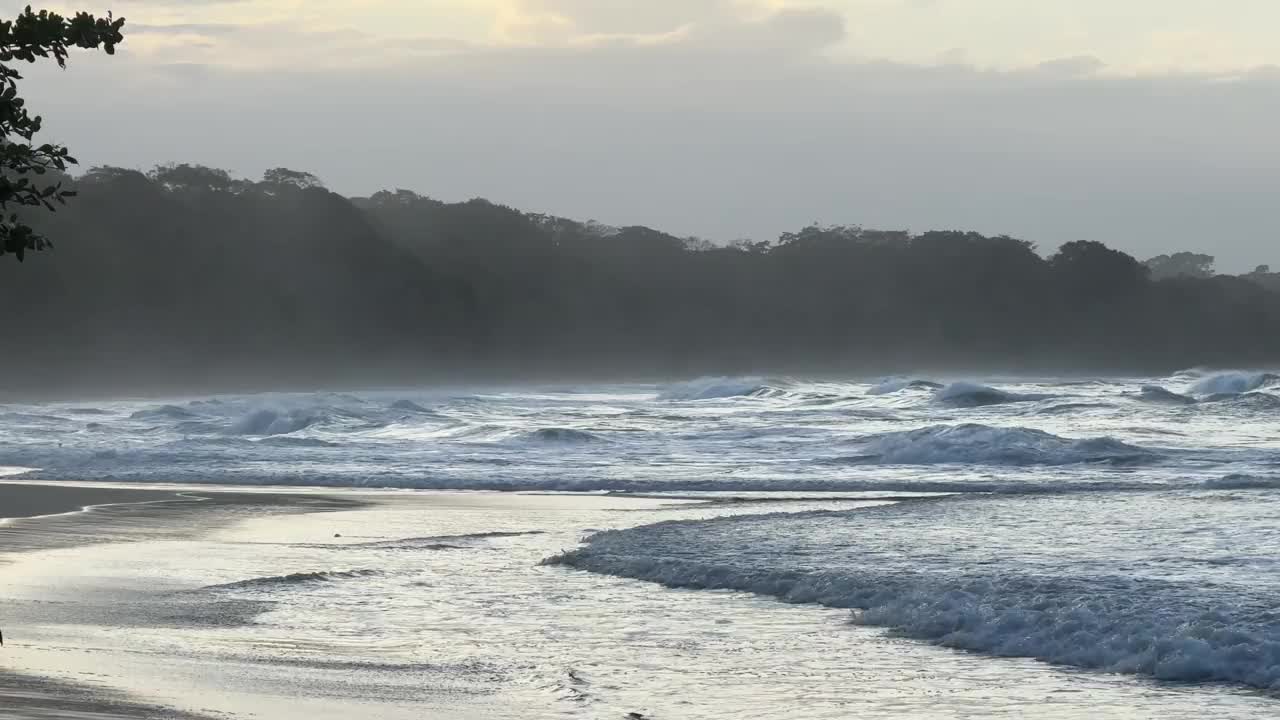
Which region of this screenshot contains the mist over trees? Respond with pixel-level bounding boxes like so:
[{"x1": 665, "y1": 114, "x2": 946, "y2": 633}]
[{"x1": 3, "y1": 163, "x2": 1279, "y2": 397}]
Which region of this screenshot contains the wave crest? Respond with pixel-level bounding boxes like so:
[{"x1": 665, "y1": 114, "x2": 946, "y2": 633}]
[
  {"x1": 934, "y1": 382, "x2": 1053, "y2": 407},
  {"x1": 521, "y1": 428, "x2": 603, "y2": 443},
  {"x1": 390, "y1": 399, "x2": 432, "y2": 413},
  {"x1": 867, "y1": 378, "x2": 942, "y2": 396},
  {"x1": 1199, "y1": 392, "x2": 1280, "y2": 409},
  {"x1": 659, "y1": 376, "x2": 781, "y2": 401},
  {"x1": 841, "y1": 424, "x2": 1157, "y2": 467},
  {"x1": 1203, "y1": 474, "x2": 1280, "y2": 490},
  {"x1": 1188, "y1": 371, "x2": 1279, "y2": 396},
  {"x1": 550, "y1": 501, "x2": 1280, "y2": 693},
  {"x1": 200, "y1": 569, "x2": 380, "y2": 592},
  {"x1": 1137, "y1": 386, "x2": 1197, "y2": 405},
  {"x1": 130, "y1": 405, "x2": 199, "y2": 421},
  {"x1": 229, "y1": 409, "x2": 320, "y2": 436}
]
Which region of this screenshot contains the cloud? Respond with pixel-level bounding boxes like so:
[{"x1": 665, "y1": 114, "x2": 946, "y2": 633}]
[
  {"x1": 1033, "y1": 55, "x2": 1106, "y2": 77},
  {"x1": 685, "y1": 7, "x2": 847, "y2": 52},
  {"x1": 491, "y1": 0, "x2": 845, "y2": 51},
  {"x1": 128, "y1": 23, "x2": 244, "y2": 35},
  {"x1": 505, "y1": 0, "x2": 735, "y2": 36},
  {"x1": 107, "y1": 1, "x2": 843, "y2": 70},
  {"x1": 9, "y1": 1, "x2": 1280, "y2": 273},
  {"x1": 111, "y1": 20, "x2": 472, "y2": 70}
]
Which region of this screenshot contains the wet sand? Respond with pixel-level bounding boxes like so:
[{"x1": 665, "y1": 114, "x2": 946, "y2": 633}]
[
  {"x1": 0, "y1": 483, "x2": 178, "y2": 522},
  {"x1": 0, "y1": 483, "x2": 206, "y2": 718},
  {"x1": 0, "y1": 671, "x2": 211, "y2": 720},
  {"x1": 0, "y1": 481, "x2": 353, "y2": 719}
]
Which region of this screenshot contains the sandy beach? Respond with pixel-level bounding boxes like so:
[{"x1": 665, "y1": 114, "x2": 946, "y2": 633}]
[
  {"x1": 0, "y1": 481, "x2": 887, "y2": 720},
  {"x1": 0, "y1": 483, "x2": 232, "y2": 719},
  {"x1": 1, "y1": 475, "x2": 1276, "y2": 720}
]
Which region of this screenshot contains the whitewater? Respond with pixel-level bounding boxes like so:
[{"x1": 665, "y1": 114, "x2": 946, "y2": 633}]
[{"x1": 3, "y1": 369, "x2": 1280, "y2": 717}]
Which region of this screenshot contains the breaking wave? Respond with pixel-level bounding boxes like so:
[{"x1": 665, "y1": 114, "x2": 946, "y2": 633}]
[
  {"x1": 1188, "y1": 371, "x2": 1279, "y2": 396},
  {"x1": 521, "y1": 428, "x2": 603, "y2": 443},
  {"x1": 867, "y1": 378, "x2": 943, "y2": 396},
  {"x1": 549, "y1": 493, "x2": 1280, "y2": 692},
  {"x1": 555, "y1": 549, "x2": 1280, "y2": 691},
  {"x1": 229, "y1": 409, "x2": 321, "y2": 436},
  {"x1": 838, "y1": 424, "x2": 1158, "y2": 467},
  {"x1": 1138, "y1": 386, "x2": 1197, "y2": 405},
  {"x1": 390, "y1": 399, "x2": 433, "y2": 413},
  {"x1": 934, "y1": 382, "x2": 1054, "y2": 407},
  {"x1": 1199, "y1": 392, "x2": 1280, "y2": 409},
  {"x1": 658, "y1": 377, "x2": 780, "y2": 401},
  {"x1": 0, "y1": 375, "x2": 1275, "y2": 495},
  {"x1": 1032, "y1": 402, "x2": 1116, "y2": 415},
  {"x1": 130, "y1": 405, "x2": 199, "y2": 421},
  {"x1": 1203, "y1": 474, "x2": 1280, "y2": 490}
]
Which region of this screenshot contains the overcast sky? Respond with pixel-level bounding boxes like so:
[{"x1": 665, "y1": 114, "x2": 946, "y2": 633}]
[{"x1": 8, "y1": 1, "x2": 1280, "y2": 269}]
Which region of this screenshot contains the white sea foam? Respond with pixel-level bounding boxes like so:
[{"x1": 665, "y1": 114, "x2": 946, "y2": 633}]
[
  {"x1": 551, "y1": 492, "x2": 1280, "y2": 691},
  {"x1": 557, "y1": 551, "x2": 1280, "y2": 690},
  {"x1": 13, "y1": 377, "x2": 1280, "y2": 701},
  {"x1": 0, "y1": 376, "x2": 1271, "y2": 492}
]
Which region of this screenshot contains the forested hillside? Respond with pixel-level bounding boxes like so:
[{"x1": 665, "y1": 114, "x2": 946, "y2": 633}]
[{"x1": 3, "y1": 164, "x2": 1278, "y2": 397}]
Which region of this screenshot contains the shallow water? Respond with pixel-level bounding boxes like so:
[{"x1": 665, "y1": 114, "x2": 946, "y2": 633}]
[{"x1": 0, "y1": 370, "x2": 1278, "y2": 716}]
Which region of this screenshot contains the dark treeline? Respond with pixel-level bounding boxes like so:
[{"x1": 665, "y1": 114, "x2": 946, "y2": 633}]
[{"x1": 3, "y1": 163, "x2": 1279, "y2": 397}]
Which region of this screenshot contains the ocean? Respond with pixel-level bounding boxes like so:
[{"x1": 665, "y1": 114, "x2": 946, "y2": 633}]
[{"x1": 0, "y1": 370, "x2": 1278, "y2": 718}]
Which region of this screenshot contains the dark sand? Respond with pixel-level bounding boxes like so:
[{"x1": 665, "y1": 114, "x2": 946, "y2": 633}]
[
  {"x1": 0, "y1": 672, "x2": 211, "y2": 719},
  {"x1": 0, "y1": 482, "x2": 352, "y2": 719},
  {"x1": 0, "y1": 483, "x2": 178, "y2": 521}
]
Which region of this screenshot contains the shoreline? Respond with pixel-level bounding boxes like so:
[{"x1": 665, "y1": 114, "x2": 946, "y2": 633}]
[
  {"x1": 0, "y1": 479, "x2": 1271, "y2": 719},
  {"x1": 0, "y1": 480, "x2": 357, "y2": 720},
  {"x1": 0, "y1": 482, "x2": 185, "y2": 523},
  {"x1": 0, "y1": 483, "x2": 679, "y2": 720}
]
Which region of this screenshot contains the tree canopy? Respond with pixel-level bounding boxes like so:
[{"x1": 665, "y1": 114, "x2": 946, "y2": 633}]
[
  {"x1": 0, "y1": 6, "x2": 123, "y2": 260},
  {"x1": 4, "y1": 161, "x2": 1280, "y2": 397},
  {"x1": 1145, "y1": 252, "x2": 1216, "y2": 281}
]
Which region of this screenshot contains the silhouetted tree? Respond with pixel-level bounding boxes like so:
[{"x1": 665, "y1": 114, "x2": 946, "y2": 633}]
[{"x1": 0, "y1": 6, "x2": 123, "y2": 259}]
